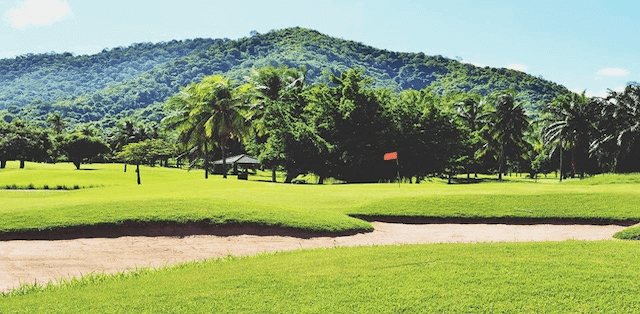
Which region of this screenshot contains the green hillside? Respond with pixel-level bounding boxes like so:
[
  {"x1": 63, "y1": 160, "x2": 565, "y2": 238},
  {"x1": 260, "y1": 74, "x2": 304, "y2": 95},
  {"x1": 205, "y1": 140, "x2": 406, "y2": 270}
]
[{"x1": 0, "y1": 27, "x2": 568, "y2": 129}]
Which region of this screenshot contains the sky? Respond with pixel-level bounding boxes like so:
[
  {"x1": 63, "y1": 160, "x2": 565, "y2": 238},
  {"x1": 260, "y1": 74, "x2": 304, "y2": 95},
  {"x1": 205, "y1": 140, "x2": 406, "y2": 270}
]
[{"x1": 1, "y1": 0, "x2": 638, "y2": 97}]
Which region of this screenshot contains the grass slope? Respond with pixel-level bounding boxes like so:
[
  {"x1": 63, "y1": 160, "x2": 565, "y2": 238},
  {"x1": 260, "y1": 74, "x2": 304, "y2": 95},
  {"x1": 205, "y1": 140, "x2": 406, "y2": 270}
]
[
  {"x1": 2, "y1": 241, "x2": 640, "y2": 312},
  {"x1": 1, "y1": 162, "x2": 640, "y2": 235}
]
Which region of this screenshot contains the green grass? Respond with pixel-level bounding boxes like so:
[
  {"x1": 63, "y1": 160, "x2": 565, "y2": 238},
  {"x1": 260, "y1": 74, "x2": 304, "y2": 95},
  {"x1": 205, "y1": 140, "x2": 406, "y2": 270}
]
[
  {"x1": 564, "y1": 173, "x2": 640, "y2": 185},
  {"x1": 1, "y1": 161, "x2": 640, "y2": 235},
  {"x1": 614, "y1": 225, "x2": 640, "y2": 240},
  {"x1": 2, "y1": 241, "x2": 640, "y2": 312}
]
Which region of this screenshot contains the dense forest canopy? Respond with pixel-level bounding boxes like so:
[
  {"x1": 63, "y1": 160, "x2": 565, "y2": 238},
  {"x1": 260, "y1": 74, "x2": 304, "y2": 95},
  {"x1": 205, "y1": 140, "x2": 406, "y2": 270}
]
[{"x1": 0, "y1": 27, "x2": 569, "y2": 130}]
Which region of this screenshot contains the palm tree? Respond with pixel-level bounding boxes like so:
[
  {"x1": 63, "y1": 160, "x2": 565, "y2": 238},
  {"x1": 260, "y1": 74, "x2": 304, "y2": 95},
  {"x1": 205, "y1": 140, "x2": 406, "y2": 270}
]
[
  {"x1": 47, "y1": 112, "x2": 66, "y2": 134},
  {"x1": 246, "y1": 66, "x2": 306, "y2": 182},
  {"x1": 542, "y1": 92, "x2": 593, "y2": 180},
  {"x1": 455, "y1": 93, "x2": 489, "y2": 180},
  {"x1": 163, "y1": 75, "x2": 250, "y2": 179},
  {"x1": 481, "y1": 92, "x2": 530, "y2": 181},
  {"x1": 591, "y1": 85, "x2": 640, "y2": 172}
]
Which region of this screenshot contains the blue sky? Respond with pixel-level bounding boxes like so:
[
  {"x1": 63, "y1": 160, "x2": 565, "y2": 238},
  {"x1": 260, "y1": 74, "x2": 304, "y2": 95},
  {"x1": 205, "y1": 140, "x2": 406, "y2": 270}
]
[{"x1": 1, "y1": 0, "x2": 638, "y2": 97}]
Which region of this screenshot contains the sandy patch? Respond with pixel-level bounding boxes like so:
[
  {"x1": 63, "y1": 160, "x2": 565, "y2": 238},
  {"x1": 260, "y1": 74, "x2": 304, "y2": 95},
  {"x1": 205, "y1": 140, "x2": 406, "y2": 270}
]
[{"x1": 0, "y1": 222, "x2": 627, "y2": 292}]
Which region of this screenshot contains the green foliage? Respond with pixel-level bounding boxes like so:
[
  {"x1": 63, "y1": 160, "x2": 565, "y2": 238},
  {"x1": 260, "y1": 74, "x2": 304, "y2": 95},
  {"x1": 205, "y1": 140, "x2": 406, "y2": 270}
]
[
  {"x1": 0, "y1": 120, "x2": 51, "y2": 167},
  {"x1": 0, "y1": 27, "x2": 568, "y2": 130},
  {"x1": 163, "y1": 75, "x2": 251, "y2": 179},
  {"x1": 117, "y1": 139, "x2": 176, "y2": 164},
  {"x1": 590, "y1": 85, "x2": 640, "y2": 172},
  {"x1": 59, "y1": 133, "x2": 110, "y2": 169}
]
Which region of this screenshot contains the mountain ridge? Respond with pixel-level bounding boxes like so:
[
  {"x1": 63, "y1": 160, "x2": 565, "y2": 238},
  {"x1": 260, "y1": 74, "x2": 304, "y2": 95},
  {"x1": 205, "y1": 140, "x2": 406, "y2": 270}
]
[{"x1": 0, "y1": 27, "x2": 569, "y2": 128}]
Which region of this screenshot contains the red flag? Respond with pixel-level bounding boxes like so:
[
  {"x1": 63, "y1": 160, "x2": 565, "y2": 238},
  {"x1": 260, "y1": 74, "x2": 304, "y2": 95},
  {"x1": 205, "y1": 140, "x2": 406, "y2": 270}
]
[{"x1": 384, "y1": 152, "x2": 397, "y2": 160}]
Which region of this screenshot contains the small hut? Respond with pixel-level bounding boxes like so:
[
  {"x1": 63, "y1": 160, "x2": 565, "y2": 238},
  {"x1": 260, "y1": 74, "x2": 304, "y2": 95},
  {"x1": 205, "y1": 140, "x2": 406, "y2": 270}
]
[{"x1": 212, "y1": 154, "x2": 261, "y2": 179}]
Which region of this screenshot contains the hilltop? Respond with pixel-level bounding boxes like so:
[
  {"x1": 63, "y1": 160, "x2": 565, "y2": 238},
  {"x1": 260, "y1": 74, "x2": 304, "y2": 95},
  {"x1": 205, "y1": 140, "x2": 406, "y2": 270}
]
[{"x1": 0, "y1": 27, "x2": 568, "y2": 129}]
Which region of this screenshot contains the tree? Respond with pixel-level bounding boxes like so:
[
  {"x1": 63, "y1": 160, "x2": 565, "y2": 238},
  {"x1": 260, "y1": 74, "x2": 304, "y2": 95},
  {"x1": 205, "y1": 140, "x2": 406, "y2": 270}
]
[
  {"x1": 454, "y1": 93, "x2": 490, "y2": 179},
  {"x1": 591, "y1": 85, "x2": 640, "y2": 172},
  {"x1": 59, "y1": 133, "x2": 110, "y2": 169},
  {"x1": 117, "y1": 139, "x2": 176, "y2": 184},
  {"x1": 0, "y1": 121, "x2": 51, "y2": 169},
  {"x1": 244, "y1": 66, "x2": 309, "y2": 182},
  {"x1": 47, "y1": 112, "x2": 66, "y2": 134},
  {"x1": 385, "y1": 89, "x2": 465, "y2": 182},
  {"x1": 163, "y1": 75, "x2": 250, "y2": 179},
  {"x1": 541, "y1": 92, "x2": 595, "y2": 180},
  {"x1": 480, "y1": 92, "x2": 530, "y2": 181}
]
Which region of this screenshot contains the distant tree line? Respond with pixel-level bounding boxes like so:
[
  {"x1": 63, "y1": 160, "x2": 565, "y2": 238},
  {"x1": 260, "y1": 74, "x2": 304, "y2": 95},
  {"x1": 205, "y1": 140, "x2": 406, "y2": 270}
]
[
  {"x1": 2, "y1": 67, "x2": 638, "y2": 183},
  {"x1": 162, "y1": 67, "x2": 640, "y2": 183}
]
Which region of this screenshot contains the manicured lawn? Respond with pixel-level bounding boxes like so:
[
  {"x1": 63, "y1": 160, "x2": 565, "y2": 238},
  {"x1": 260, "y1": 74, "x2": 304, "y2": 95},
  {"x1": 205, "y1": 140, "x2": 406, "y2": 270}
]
[
  {"x1": 2, "y1": 241, "x2": 640, "y2": 312},
  {"x1": 1, "y1": 162, "x2": 639, "y2": 235}
]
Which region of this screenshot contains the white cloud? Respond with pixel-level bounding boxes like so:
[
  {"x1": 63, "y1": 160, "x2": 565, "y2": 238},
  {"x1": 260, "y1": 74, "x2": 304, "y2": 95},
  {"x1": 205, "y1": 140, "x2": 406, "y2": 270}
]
[
  {"x1": 596, "y1": 67, "x2": 629, "y2": 77},
  {"x1": 5, "y1": 0, "x2": 71, "y2": 29},
  {"x1": 507, "y1": 64, "x2": 528, "y2": 71}
]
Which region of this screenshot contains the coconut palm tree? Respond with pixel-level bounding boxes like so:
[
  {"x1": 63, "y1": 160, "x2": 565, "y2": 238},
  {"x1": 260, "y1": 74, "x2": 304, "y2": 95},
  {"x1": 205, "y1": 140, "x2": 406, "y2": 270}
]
[
  {"x1": 542, "y1": 92, "x2": 594, "y2": 180},
  {"x1": 591, "y1": 84, "x2": 640, "y2": 172},
  {"x1": 47, "y1": 112, "x2": 66, "y2": 134},
  {"x1": 481, "y1": 92, "x2": 530, "y2": 181},
  {"x1": 245, "y1": 66, "x2": 306, "y2": 182},
  {"x1": 163, "y1": 75, "x2": 250, "y2": 179},
  {"x1": 455, "y1": 93, "x2": 490, "y2": 179}
]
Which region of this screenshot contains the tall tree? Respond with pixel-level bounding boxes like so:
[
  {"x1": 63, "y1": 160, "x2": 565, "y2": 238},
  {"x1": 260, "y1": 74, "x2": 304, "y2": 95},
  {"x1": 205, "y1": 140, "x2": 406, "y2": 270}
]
[
  {"x1": 244, "y1": 66, "x2": 308, "y2": 182},
  {"x1": 481, "y1": 92, "x2": 530, "y2": 181},
  {"x1": 541, "y1": 92, "x2": 595, "y2": 180},
  {"x1": 454, "y1": 93, "x2": 490, "y2": 180},
  {"x1": 163, "y1": 75, "x2": 250, "y2": 179},
  {"x1": 591, "y1": 84, "x2": 640, "y2": 172}
]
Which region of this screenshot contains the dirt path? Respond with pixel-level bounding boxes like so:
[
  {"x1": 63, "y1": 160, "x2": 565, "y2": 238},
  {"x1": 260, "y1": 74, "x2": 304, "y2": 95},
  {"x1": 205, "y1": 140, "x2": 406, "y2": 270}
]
[{"x1": 0, "y1": 222, "x2": 627, "y2": 292}]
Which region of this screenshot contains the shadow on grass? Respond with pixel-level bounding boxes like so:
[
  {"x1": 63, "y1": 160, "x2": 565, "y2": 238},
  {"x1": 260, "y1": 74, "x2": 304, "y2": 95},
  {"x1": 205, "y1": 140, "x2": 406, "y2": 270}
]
[
  {"x1": 0, "y1": 221, "x2": 369, "y2": 241},
  {"x1": 351, "y1": 215, "x2": 640, "y2": 226}
]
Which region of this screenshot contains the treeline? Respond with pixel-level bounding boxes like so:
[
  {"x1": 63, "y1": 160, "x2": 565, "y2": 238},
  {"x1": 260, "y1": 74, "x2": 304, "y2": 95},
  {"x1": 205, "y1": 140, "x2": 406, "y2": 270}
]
[
  {"x1": 0, "y1": 27, "x2": 568, "y2": 132},
  {"x1": 3, "y1": 67, "x2": 638, "y2": 183},
  {"x1": 0, "y1": 116, "x2": 175, "y2": 170},
  {"x1": 162, "y1": 66, "x2": 640, "y2": 183}
]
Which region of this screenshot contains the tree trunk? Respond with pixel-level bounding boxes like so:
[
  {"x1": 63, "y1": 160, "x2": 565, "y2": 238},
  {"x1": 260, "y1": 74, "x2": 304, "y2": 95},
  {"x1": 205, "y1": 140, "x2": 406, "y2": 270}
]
[
  {"x1": 19, "y1": 160, "x2": 25, "y2": 169},
  {"x1": 204, "y1": 142, "x2": 209, "y2": 179},
  {"x1": 221, "y1": 143, "x2": 227, "y2": 179},
  {"x1": 559, "y1": 142, "x2": 563, "y2": 182},
  {"x1": 0, "y1": 160, "x2": 5, "y2": 169},
  {"x1": 136, "y1": 163, "x2": 141, "y2": 185},
  {"x1": 124, "y1": 163, "x2": 127, "y2": 172},
  {"x1": 284, "y1": 173, "x2": 296, "y2": 183},
  {"x1": 497, "y1": 144, "x2": 504, "y2": 181},
  {"x1": 318, "y1": 176, "x2": 325, "y2": 185},
  {"x1": 272, "y1": 167, "x2": 277, "y2": 182},
  {"x1": 73, "y1": 160, "x2": 81, "y2": 170}
]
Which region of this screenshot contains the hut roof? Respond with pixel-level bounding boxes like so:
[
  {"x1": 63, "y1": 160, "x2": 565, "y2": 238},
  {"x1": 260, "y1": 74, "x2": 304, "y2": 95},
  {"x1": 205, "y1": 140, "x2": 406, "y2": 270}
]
[{"x1": 212, "y1": 154, "x2": 260, "y2": 166}]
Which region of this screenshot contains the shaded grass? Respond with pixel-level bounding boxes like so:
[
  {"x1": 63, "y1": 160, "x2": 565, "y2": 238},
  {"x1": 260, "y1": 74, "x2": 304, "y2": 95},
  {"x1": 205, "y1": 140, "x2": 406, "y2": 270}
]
[{"x1": 2, "y1": 241, "x2": 640, "y2": 312}]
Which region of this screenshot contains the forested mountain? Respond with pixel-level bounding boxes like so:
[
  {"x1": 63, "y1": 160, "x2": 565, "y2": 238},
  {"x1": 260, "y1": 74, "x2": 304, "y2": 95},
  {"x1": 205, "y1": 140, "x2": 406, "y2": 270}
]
[{"x1": 0, "y1": 27, "x2": 568, "y2": 129}]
